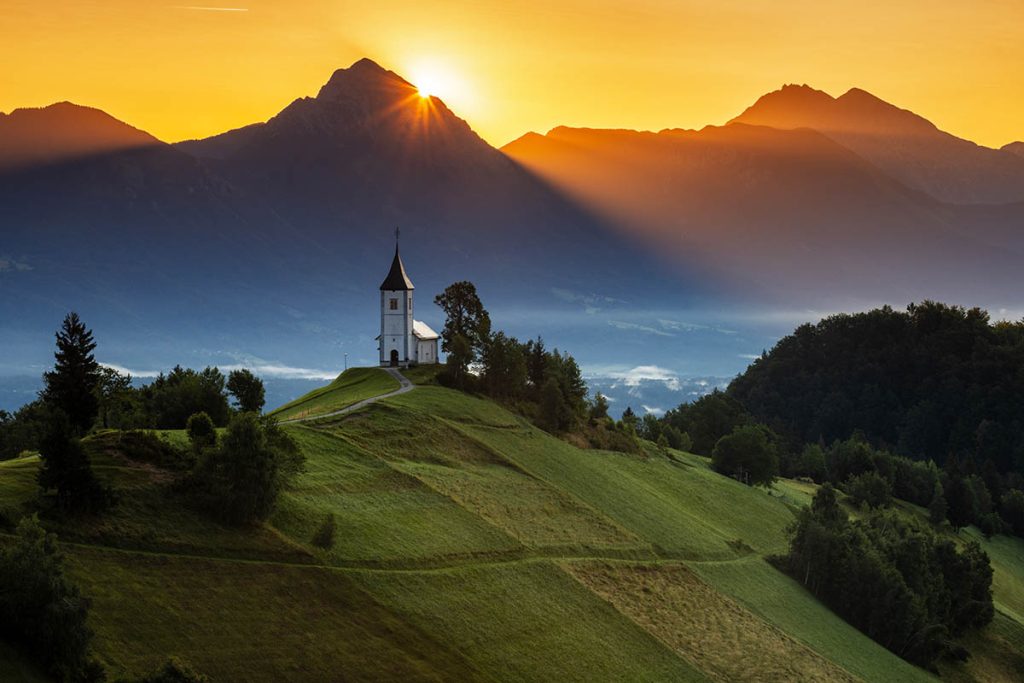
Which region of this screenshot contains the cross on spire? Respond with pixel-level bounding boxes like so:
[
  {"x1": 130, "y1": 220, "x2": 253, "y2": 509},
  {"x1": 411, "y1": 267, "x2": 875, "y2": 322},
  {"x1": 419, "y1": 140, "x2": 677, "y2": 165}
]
[{"x1": 395, "y1": 226, "x2": 400, "y2": 244}]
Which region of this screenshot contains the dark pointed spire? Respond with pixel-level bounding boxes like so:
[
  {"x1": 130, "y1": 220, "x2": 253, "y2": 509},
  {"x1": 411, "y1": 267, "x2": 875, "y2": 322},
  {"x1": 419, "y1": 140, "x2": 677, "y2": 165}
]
[{"x1": 379, "y1": 242, "x2": 414, "y2": 291}]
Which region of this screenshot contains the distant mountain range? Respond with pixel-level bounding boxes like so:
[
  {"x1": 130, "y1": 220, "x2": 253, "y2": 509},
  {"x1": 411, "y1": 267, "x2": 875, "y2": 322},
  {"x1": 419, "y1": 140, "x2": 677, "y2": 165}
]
[{"x1": 2, "y1": 61, "x2": 1022, "y2": 412}]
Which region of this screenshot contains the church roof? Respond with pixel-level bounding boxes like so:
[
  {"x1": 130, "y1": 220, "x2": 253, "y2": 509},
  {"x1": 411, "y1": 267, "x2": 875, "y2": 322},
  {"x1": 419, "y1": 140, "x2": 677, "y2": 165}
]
[
  {"x1": 379, "y1": 245, "x2": 414, "y2": 291},
  {"x1": 413, "y1": 320, "x2": 440, "y2": 340}
]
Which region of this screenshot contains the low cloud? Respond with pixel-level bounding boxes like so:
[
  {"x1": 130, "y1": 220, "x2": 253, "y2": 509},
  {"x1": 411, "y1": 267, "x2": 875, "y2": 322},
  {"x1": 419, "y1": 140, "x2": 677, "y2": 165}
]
[
  {"x1": 607, "y1": 320, "x2": 675, "y2": 337},
  {"x1": 641, "y1": 405, "x2": 665, "y2": 417},
  {"x1": 0, "y1": 257, "x2": 32, "y2": 273},
  {"x1": 589, "y1": 364, "x2": 683, "y2": 391},
  {"x1": 101, "y1": 361, "x2": 336, "y2": 381},
  {"x1": 551, "y1": 288, "x2": 626, "y2": 315}
]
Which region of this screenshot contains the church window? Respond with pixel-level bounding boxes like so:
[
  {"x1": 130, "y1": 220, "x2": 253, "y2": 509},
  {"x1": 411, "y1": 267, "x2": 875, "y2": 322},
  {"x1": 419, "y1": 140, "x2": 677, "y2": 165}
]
[{"x1": 389, "y1": 298, "x2": 398, "y2": 310}]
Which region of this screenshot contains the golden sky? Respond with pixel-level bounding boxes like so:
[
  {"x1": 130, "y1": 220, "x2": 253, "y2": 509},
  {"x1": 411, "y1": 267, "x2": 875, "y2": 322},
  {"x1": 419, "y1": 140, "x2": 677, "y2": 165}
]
[{"x1": 2, "y1": 0, "x2": 1021, "y2": 147}]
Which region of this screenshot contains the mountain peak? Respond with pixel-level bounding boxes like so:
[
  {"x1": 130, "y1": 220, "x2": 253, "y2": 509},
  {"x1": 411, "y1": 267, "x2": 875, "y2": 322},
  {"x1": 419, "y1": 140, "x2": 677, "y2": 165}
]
[
  {"x1": 1002, "y1": 141, "x2": 1024, "y2": 158},
  {"x1": 0, "y1": 101, "x2": 160, "y2": 172},
  {"x1": 316, "y1": 58, "x2": 414, "y2": 103}
]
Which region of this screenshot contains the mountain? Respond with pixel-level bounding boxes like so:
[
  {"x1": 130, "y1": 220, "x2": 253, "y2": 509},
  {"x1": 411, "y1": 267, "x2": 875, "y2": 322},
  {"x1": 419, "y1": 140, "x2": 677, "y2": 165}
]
[
  {"x1": 0, "y1": 101, "x2": 160, "y2": 172},
  {"x1": 503, "y1": 122, "x2": 1024, "y2": 305},
  {"x1": 729, "y1": 84, "x2": 1024, "y2": 204},
  {"x1": 0, "y1": 59, "x2": 699, "y2": 383},
  {"x1": 1004, "y1": 141, "x2": 1024, "y2": 158}
]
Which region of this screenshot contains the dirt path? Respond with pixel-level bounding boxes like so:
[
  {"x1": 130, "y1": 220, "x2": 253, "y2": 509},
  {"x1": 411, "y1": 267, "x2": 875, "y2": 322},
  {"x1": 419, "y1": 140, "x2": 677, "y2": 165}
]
[{"x1": 279, "y1": 367, "x2": 415, "y2": 424}]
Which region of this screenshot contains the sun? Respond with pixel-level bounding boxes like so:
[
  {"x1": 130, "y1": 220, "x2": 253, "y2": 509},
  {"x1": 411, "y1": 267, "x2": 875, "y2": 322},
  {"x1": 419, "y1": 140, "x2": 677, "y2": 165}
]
[{"x1": 408, "y1": 60, "x2": 462, "y2": 101}]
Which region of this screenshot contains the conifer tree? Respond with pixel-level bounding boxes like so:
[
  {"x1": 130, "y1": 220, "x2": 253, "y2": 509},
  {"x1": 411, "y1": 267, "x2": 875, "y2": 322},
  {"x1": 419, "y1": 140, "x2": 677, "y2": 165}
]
[
  {"x1": 929, "y1": 480, "x2": 948, "y2": 525},
  {"x1": 42, "y1": 312, "x2": 100, "y2": 435}
]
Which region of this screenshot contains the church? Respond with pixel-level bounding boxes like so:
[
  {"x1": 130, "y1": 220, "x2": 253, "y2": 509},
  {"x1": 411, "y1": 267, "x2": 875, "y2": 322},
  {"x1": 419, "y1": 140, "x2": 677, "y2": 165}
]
[{"x1": 377, "y1": 243, "x2": 440, "y2": 367}]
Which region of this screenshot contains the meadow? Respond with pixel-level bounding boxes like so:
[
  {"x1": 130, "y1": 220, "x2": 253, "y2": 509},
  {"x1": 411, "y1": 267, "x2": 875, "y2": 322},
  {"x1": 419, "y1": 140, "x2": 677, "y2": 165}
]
[{"x1": 2, "y1": 368, "x2": 1022, "y2": 681}]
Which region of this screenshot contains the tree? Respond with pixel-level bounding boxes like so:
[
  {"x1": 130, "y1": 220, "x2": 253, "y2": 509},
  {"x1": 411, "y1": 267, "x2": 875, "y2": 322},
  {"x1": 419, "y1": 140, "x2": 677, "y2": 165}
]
[
  {"x1": 440, "y1": 333, "x2": 474, "y2": 389},
  {"x1": 226, "y1": 369, "x2": 265, "y2": 413},
  {"x1": 711, "y1": 424, "x2": 779, "y2": 487},
  {"x1": 42, "y1": 312, "x2": 101, "y2": 435},
  {"x1": 0, "y1": 516, "x2": 100, "y2": 681},
  {"x1": 480, "y1": 332, "x2": 527, "y2": 398},
  {"x1": 190, "y1": 413, "x2": 303, "y2": 525},
  {"x1": 844, "y1": 471, "x2": 892, "y2": 509},
  {"x1": 37, "y1": 414, "x2": 111, "y2": 513},
  {"x1": 185, "y1": 412, "x2": 217, "y2": 451},
  {"x1": 590, "y1": 393, "x2": 610, "y2": 421},
  {"x1": 929, "y1": 481, "x2": 948, "y2": 526},
  {"x1": 434, "y1": 281, "x2": 491, "y2": 356},
  {"x1": 311, "y1": 513, "x2": 337, "y2": 550},
  {"x1": 1000, "y1": 489, "x2": 1024, "y2": 537},
  {"x1": 143, "y1": 366, "x2": 230, "y2": 428},
  {"x1": 810, "y1": 483, "x2": 845, "y2": 526},
  {"x1": 538, "y1": 377, "x2": 572, "y2": 433},
  {"x1": 525, "y1": 337, "x2": 547, "y2": 390},
  {"x1": 945, "y1": 472, "x2": 979, "y2": 531},
  {"x1": 799, "y1": 443, "x2": 827, "y2": 482},
  {"x1": 95, "y1": 366, "x2": 136, "y2": 429},
  {"x1": 663, "y1": 391, "x2": 749, "y2": 455}
]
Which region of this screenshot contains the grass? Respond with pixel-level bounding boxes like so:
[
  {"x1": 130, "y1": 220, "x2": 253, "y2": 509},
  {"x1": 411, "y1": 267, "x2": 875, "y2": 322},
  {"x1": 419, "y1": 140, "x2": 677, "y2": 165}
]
[
  {"x1": 268, "y1": 367, "x2": 399, "y2": 421},
  {"x1": 350, "y1": 560, "x2": 708, "y2": 682},
  {"x1": 384, "y1": 388, "x2": 794, "y2": 560},
  {"x1": 563, "y1": 560, "x2": 858, "y2": 682},
  {"x1": 689, "y1": 556, "x2": 935, "y2": 682},
  {"x1": 271, "y1": 425, "x2": 521, "y2": 565},
  {"x1": 3, "y1": 377, "x2": 1020, "y2": 681},
  {"x1": 65, "y1": 545, "x2": 483, "y2": 682}
]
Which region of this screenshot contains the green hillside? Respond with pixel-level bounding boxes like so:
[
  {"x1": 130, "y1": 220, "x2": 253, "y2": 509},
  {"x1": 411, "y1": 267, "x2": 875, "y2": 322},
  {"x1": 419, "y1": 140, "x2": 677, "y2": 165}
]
[
  {"x1": 268, "y1": 367, "x2": 399, "y2": 421},
  {"x1": 2, "y1": 371, "x2": 1022, "y2": 681}
]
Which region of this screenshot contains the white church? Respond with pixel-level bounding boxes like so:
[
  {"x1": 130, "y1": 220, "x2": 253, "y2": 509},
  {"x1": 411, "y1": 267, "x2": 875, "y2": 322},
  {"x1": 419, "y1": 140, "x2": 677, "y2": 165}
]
[{"x1": 377, "y1": 243, "x2": 440, "y2": 367}]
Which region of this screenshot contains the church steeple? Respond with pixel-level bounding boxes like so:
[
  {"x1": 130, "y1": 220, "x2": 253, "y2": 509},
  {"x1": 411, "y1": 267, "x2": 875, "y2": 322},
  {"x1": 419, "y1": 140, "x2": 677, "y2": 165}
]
[{"x1": 379, "y1": 242, "x2": 414, "y2": 291}]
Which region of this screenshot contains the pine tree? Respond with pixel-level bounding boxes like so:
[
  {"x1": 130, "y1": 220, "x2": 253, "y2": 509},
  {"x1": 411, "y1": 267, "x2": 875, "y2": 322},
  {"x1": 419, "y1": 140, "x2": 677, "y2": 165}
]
[
  {"x1": 928, "y1": 481, "x2": 948, "y2": 525},
  {"x1": 42, "y1": 312, "x2": 100, "y2": 435}
]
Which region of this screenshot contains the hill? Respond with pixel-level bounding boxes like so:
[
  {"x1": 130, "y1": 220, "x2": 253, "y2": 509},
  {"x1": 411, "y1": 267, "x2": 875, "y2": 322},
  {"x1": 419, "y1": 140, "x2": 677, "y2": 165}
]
[
  {"x1": 729, "y1": 84, "x2": 1024, "y2": 204},
  {"x1": 2, "y1": 368, "x2": 1021, "y2": 681}
]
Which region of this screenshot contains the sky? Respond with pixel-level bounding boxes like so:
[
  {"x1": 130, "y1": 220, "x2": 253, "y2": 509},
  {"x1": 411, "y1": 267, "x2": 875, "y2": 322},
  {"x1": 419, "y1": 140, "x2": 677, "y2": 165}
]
[{"x1": 1, "y1": 0, "x2": 1022, "y2": 147}]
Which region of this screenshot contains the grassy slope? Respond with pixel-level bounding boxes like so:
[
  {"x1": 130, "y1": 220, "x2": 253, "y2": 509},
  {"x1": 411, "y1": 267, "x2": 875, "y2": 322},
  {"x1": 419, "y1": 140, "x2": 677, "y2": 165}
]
[
  {"x1": 3, "y1": 376, "x2": 1022, "y2": 681},
  {"x1": 268, "y1": 367, "x2": 398, "y2": 421}
]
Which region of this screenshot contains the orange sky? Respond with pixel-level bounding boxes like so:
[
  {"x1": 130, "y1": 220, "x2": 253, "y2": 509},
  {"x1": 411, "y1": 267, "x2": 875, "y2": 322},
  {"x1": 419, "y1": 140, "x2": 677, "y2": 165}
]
[{"x1": 2, "y1": 0, "x2": 1022, "y2": 147}]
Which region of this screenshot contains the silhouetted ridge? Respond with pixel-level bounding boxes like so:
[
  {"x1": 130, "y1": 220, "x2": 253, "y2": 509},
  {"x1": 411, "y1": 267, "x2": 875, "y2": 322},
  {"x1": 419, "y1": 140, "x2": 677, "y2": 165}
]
[
  {"x1": 730, "y1": 84, "x2": 1024, "y2": 203},
  {"x1": 0, "y1": 101, "x2": 161, "y2": 171}
]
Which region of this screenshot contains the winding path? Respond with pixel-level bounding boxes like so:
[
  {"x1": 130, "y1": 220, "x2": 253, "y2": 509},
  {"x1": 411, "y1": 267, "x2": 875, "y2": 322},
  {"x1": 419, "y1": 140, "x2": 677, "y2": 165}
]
[{"x1": 279, "y1": 367, "x2": 415, "y2": 424}]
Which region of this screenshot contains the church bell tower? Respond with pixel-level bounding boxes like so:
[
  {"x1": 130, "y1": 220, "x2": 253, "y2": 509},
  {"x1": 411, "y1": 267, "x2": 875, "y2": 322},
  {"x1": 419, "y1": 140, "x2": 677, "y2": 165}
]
[{"x1": 379, "y1": 231, "x2": 415, "y2": 367}]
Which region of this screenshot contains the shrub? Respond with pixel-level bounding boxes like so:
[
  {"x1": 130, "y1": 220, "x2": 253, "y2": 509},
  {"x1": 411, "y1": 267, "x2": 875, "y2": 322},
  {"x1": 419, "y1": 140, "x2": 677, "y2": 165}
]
[
  {"x1": 186, "y1": 412, "x2": 217, "y2": 451},
  {"x1": 0, "y1": 516, "x2": 102, "y2": 681},
  {"x1": 311, "y1": 513, "x2": 337, "y2": 549},
  {"x1": 189, "y1": 414, "x2": 303, "y2": 525},
  {"x1": 130, "y1": 658, "x2": 209, "y2": 683}
]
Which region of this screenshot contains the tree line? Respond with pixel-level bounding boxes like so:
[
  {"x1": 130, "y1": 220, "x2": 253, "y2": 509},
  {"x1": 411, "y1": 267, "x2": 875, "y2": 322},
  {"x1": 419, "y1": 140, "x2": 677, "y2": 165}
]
[
  {"x1": 433, "y1": 281, "x2": 639, "y2": 451},
  {"x1": 779, "y1": 484, "x2": 993, "y2": 670}
]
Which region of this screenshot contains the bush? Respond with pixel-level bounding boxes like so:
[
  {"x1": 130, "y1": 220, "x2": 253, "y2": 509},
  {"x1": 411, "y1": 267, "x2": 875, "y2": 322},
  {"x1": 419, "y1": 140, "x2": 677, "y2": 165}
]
[
  {"x1": 129, "y1": 658, "x2": 209, "y2": 683},
  {"x1": 186, "y1": 412, "x2": 217, "y2": 451},
  {"x1": 188, "y1": 414, "x2": 303, "y2": 525},
  {"x1": 711, "y1": 424, "x2": 779, "y2": 487},
  {"x1": 311, "y1": 513, "x2": 337, "y2": 549},
  {"x1": 0, "y1": 516, "x2": 102, "y2": 681}
]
